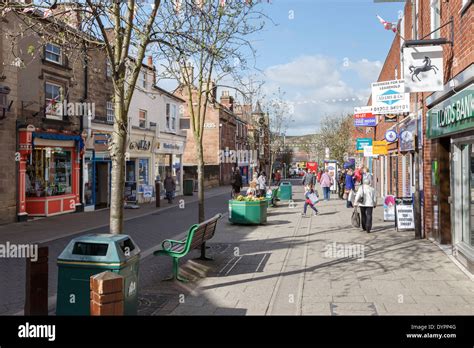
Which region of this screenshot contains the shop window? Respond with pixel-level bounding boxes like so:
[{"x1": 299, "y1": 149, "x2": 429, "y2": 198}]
[
  {"x1": 107, "y1": 101, "x2": 114, "y2": 123},
  {"x1": 45, "y1": 82, "x2": 64, "y2": 120},
  {"x1": 45, "y1": 43, "x2": 62, "y2": 64},
  {"x1": 462, "y1": 144, "x2": 474, "y2": 247},
  {"x1": 138, "y1": 158, "x2": 149, "y2": 191},
  {"x1": 26, "y1": 148, "x2": 72, "y2": 197},
  {"x1": 139, "y1": 109, "x2": 147, "y2": 128}
]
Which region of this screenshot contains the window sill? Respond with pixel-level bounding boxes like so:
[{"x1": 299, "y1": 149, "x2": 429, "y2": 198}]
[{"x1": 42, "y1": 59, "x2": 71, "y2": 71}]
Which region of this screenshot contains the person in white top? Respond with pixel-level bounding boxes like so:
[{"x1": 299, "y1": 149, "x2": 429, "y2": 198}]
[
  {"x1": 257, "y1": 172, "x2": 267, "y2": 197},
  {"x1": 354, "y1": 176, "x2": 377, "y2": 233}
]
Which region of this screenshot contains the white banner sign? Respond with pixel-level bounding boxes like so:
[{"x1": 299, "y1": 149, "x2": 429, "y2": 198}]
[
  {"x1": 403, "y1": 46, "x2": 444, "y2": 92},
  {"x1": 371, "y1": 79, "x2": 410, "y2": 115},
  {"x1": 396, "y1": 204, "x2": 415, "y2": 230},
  {"x1": 363, "y1": 145, "x2": 373, "y2": 157}
]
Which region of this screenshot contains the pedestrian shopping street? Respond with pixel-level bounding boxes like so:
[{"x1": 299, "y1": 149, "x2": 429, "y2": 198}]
[{"x1": 138, "y1": 183, "x2": 474, "y2": 316}]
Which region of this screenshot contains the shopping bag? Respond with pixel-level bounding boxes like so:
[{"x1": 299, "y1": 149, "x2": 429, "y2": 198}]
[
  {"x1": 351, "y1": 206, "x2": 360, "y2": 228},
  {"x1": 308, "y1": 192, "x2": 319, "y2": 205}
]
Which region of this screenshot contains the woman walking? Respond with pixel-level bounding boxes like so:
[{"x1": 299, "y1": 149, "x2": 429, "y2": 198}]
[
  {"x1": 301, "y1": 185, "x2": 319, "y2": 217},
  {"x1": 320, "y1": 169, "x2": 333, "y2": 201},
  {"x1": 354, "y1": 177, "x2": 377, "y2": 233}
]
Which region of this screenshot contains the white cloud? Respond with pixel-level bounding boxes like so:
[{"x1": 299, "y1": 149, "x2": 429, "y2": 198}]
[{"x1": 262, "y1": 55, "x2": 381, "y2": 135}]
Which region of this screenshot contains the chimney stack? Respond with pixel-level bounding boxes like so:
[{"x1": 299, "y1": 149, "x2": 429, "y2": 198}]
[{"x1": 147, "y1": 56, "x2": 156, "y2": 85}]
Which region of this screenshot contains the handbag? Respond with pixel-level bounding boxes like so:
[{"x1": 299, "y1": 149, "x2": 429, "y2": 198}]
[
  {"x1": 357, "y1": 185, "x2": 365, "y2": 204},
  {"x1": 347, "y1": 189, "x2": 355, "y2": 202},
  {"x1": 308, "y1": 192, "x2": 319, "y2": 205},
  {"x1": 351, "y1": 206, "x2": 360, "y2": 228}
]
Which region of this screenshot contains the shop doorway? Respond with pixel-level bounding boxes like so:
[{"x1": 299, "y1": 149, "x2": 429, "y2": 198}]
[{"x1": 95, "y1": 162, "x2": 110, "y2": 209}]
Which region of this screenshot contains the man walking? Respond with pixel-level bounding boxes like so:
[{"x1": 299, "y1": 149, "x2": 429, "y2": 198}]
[
  {"x1": 231, "y1": 167, "x2": 243, "y2": 198},
  {"x1": 302, "y1": 169, "x2": 316, "y2": 189},
  {"x1": 163, "y1": 172, "x2": 176, "y2": 204}
]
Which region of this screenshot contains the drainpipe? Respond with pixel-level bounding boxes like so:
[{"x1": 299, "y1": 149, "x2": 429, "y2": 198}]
[{"x1": 77, "y1": 40, "x2": 88, "y2": 212}]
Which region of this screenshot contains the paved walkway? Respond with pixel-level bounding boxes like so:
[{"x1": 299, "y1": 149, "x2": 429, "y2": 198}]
[{"x1": 138, "y1": 185, "x2": 474, "y2": 315}]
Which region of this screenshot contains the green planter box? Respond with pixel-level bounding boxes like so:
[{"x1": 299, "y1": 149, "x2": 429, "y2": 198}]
[{"x1": 229, "y1": 199, "x2": 267, "y2": 225}]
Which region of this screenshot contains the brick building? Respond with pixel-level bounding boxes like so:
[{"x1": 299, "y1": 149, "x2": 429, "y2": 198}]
[
  {"x1": 0, "y1": 10, "x2": 92, "y2": 221},
  {"x1": 176, "y1": 87, "x2": 245, "y2": 188},
  {"x1": 373, "y1": 0, "x2": 473, "y2": 272}
]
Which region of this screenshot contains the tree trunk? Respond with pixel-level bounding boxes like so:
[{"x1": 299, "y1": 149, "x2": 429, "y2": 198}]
[
  {"x1": 197, "y1": 140, "x2": 205, "y2": 223},
  {"x1": 109, "y1": 93, "x2": 127, "y2": 234}
]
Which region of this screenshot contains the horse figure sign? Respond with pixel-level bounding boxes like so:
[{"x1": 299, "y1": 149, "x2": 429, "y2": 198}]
[{"x1": 409, "y1": 56, "x2": 439, "y2": 82}]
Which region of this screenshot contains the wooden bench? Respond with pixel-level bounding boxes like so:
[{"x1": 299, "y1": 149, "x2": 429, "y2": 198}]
[{"x1": 153, "y1": 213, "x2": 222, "y2": 282}]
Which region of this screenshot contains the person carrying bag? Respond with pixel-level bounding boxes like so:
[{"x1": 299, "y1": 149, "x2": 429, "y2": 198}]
[{"x1": 354, "y1": 176, "x2": 377, "y2": 233}]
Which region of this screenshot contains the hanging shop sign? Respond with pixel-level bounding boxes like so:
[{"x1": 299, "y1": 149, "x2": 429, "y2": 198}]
[
  {"x1": 426, "y1": 85, "x2": 474, "y2": 139},
  {"x1": 356, "y1": 138, "x2": 372, "y2": 152},
  {"x1": 399, "y1": 117, "x2": 417, "y2": 152},
  {"x1": 373, "y1": 140, "x2": 388, "y2": 155},
  {"x1": 354, "y1": 106, "x2": 376, "y2": 127},
  {"x1": 129, "y1": 139, "x2": 151, "y2": 151},
  {"x1": 371, "y1": 79, "x2": 410, "y2": 115},
  {"x1": 395, "y1": 197, "x2": 415, "y2": 231},
  {"x1": 403, "y1": 46, "x2": 444, "y2": 93},
  {"x1": 385, "y1": 129, "x2": 398, "y2": 143}
]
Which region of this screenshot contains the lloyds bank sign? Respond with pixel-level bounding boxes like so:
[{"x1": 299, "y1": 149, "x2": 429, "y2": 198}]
[{"x1": 427, "y1": 85, "x2": 474, "y2": 139}]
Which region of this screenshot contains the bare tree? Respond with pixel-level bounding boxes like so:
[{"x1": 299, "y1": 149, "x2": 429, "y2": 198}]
[
  {"x1": 154, "y1": 0, "x2": 265, "y2": 222},
  {"x1": 318, "y1": 114, "x2": 354, "y2": 165},
  {"x1": 264, "y1": 88, "x2": 293, "y2": 176},
  {"x1": 2, "y1": 0, "x2": 162, "y2": 234}
]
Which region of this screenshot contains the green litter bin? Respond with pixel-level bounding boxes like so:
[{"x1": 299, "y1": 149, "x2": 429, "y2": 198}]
[
  {"x1": 56, "y1": 234, "x2": 140, "y2": 315},
  {"x1": 183, "y1": 179, "x2": 194, "y2": 196},
  {"x1": 279, "y1": 181, "x2": 293, "y2": 201}
]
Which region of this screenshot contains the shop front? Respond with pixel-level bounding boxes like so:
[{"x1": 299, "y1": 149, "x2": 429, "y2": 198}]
[
  {"x1": 427, "y1": 83, "x2": 474, "y2": 272},
  {"x1": 83, "y1": 132, "x2": 111, "y2": 211},
  {"x1": 18, "y1": 127, "x2": 82, "y2": 219},
  {"x1": 154, "y1": 136, "x2": 184, "y2": 197},
  {"x1": 128, "y1": 134, "x2": 154, "y2": 204}
]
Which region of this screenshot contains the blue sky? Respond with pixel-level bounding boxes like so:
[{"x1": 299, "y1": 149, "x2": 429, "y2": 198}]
[{"x1": 248, "y1": 0, "x2": 405, "y2": 135}]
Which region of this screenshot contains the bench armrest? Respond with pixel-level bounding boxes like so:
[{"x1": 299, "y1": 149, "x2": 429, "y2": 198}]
[{"x1": 161, "y1": 239, "x2": 186, "y2": 252}]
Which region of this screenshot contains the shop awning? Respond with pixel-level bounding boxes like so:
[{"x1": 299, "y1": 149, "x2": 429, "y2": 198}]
[{"x1": 32, "y1": 132, "x2": 84, "y2": 151}]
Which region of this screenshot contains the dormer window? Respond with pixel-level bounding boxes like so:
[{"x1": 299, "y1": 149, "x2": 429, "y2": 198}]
[{"x1": 45, "y1": 43, "x2": 62, "y2": 64}]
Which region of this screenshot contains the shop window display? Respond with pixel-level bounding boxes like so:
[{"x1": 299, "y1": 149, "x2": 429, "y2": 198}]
[{"x1": 26, "y1": 148, "x2": 72, "y2": 197}]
